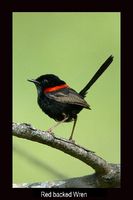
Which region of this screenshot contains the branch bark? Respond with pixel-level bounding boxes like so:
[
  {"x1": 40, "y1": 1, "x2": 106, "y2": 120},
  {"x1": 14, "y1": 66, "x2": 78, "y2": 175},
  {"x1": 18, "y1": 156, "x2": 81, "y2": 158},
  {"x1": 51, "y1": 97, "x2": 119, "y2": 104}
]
[{"x1": 12, "y1": 122, "x2": 120, "y2": 188}]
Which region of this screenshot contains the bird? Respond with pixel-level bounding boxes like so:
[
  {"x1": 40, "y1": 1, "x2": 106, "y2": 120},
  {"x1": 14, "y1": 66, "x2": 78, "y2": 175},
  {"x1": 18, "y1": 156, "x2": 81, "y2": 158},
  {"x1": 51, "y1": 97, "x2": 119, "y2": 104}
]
[{"x1": 28, "y1": 55, "x2": 113, "y2": 141}]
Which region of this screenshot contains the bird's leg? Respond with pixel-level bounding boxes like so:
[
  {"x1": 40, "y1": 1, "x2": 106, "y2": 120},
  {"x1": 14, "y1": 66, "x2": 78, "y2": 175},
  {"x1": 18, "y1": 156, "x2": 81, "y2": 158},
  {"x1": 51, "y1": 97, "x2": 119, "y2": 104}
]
[
  {"x1": 69, "y1": 116, "x2": 77, "y2": 141},
  {"x1": 47, "y1": 114, "x2": 68, "y2": 133}
]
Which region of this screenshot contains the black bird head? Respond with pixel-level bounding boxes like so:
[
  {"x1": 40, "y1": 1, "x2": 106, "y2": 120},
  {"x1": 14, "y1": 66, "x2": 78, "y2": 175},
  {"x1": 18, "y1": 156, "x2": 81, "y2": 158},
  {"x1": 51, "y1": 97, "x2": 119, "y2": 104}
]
[{"x1": 28, "y1": 74, "x2": 66, "y2": 92}]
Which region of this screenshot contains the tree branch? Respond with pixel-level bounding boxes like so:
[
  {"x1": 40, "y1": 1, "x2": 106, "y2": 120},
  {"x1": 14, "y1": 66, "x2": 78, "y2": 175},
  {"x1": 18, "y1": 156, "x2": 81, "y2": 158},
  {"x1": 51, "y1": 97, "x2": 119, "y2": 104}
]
[
  {"x1": 12, "y1": 122, "x2": 120, "y2": 188},
  {"x1": 13, "y1": 164, "x2": 120, "y2": 188}
]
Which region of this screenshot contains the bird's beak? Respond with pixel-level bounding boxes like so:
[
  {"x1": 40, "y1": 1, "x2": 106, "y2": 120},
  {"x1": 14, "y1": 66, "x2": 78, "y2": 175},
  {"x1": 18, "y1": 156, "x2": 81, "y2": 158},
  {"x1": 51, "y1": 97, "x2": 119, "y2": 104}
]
[{"x1": 27, "y1": 79, "x2": 40, "y2": 85}]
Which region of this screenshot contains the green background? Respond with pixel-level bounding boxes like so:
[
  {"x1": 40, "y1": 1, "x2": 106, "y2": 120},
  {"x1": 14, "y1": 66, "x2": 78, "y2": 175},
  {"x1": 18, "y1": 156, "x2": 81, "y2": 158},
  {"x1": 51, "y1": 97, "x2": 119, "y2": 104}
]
[{"x1": 13, "y1": 12, "x2": 120, "y2": 183}]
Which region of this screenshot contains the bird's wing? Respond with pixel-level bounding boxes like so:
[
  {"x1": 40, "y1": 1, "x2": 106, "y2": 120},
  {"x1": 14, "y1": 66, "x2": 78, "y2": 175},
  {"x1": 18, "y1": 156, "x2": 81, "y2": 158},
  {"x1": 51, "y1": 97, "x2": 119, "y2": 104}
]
[{"x1": 46, "y1": 88, "x2": 90, "y2": 109}]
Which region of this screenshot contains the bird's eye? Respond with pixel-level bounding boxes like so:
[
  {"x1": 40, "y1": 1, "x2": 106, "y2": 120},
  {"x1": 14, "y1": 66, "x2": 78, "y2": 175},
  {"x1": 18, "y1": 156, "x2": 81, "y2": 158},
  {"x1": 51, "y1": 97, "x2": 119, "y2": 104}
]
[{"x1": 43, "y1": 79, "x2": 48, "y2": 84}]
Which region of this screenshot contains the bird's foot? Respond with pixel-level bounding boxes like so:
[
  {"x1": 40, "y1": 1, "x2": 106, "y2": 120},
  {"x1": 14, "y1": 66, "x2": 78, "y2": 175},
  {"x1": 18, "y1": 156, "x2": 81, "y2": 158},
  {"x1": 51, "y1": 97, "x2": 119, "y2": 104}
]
[
  {"x1": 46, "y1": 128, "x2": 54, "y2": 135},
  {"x1": 68, "y1": 138, "x2": 75, "y2": 143}
]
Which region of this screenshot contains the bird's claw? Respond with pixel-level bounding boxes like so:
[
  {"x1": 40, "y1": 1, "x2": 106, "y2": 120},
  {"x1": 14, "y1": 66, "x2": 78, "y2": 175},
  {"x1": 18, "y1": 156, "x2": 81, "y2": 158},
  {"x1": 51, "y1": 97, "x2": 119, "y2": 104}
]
[
  {"x1": 46, "y1": 128, "x2": 54, "y2": 135},
  {"x1": 68, "y1": 138, "x2": 75, "y2": 143}
]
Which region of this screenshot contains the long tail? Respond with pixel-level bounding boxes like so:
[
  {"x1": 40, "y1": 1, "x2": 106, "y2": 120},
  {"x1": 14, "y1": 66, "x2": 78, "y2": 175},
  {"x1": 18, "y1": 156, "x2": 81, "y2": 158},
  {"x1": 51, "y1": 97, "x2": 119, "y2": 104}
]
[{"x1": 79, "y1": 55, "x2": 114, "y2": 97}]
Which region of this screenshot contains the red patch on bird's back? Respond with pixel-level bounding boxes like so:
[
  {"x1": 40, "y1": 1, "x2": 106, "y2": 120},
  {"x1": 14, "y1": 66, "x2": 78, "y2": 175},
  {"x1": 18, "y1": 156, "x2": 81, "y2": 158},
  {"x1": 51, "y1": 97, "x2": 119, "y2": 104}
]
[{"x1": 44, "y1": 84, "x2": 69, "y2": 93}]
